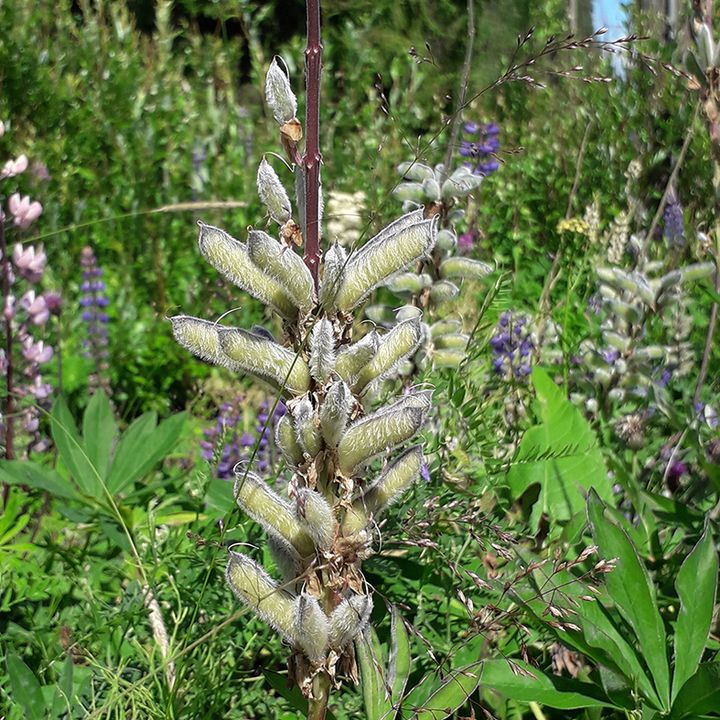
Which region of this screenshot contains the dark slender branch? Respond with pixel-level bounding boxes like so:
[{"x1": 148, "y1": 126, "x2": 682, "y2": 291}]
[
  {"x1": 302, "y1": 0, "x2": 323, "y2": 289},
  {"x1": 1, "y1": 219, "x2": 15, "y2": 466}
]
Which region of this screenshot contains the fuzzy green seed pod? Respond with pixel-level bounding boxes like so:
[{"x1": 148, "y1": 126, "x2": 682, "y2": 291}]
[
  {"x1": 335, "y1": 332, "x2": 379, "y2": 383},
  {"x1": 396, "y1": 305, "x2": 423, "y2": 322},
  {"x1": 337, "y1": 397, "x2": 428, "y2": 475},
  {"x1": 633, "y1": 274, "x2": 656, "y2": 307},
  {"x1": 397, "y1": 161, "x2": 435, "y2": 182},
  {"x1": 388, "y1": 390, "x2": 433, "y2": 414},
  {"x1": 268, "y1": 535, "x2": 302, "y2": 586},
  {"x1": 320, "y1": 380, "x2": 353, "y2": 447},
  {"x1": 257, "y1": 158, "x2": 292, "y2": 225},
  {"x1": 293, "y1": 594, "x2": 329, "y2": 663},
  {"x1": 198, "y1": 223, "x2": 297, "y2": 318},
  {"x1": 436, "y1": 229, "x2": 458, "y2": 252},
  {"x1": 328, "y1": 594, "x2": 373, "y2": 648},
  {"x1": 234, "y1": 472, "x2": 314, "y2": 557},
  {"x1": 602, "y1": 330, "x2": 631, "y2": 352},
  {"x1": 309, "y1": 318, "x2": 336, "y2": 383},
  {"x1": 681, "y1": 262, "x2": 715, "y2": 282},
  {"x1": 434, "y1": 333, "x2": 469, "y2": 350},
  {"x1": 429, "y1": 280, "x2": 460, "y2": 304},
  {"x1": 392, "y1": 182, "x2": 426, "y2": 203},
  {"x1": 386, "y1": 273, "x2": 426, "y2": 294},
  {"x1": 333, "y1": 216, "x2": 437, "y2": 312},
  {"x1": 247, "y1": 229, "x2": 314, "y2": 311},
  {"x1": 293, "y1": 397, "x2": 322, "y2": 457},
  {"x1": 439, "y1": 257, "x2": 493, "y2": 281},
  {"x1": 295, "y1": 488, "x2": 336, "y2": 549},
  {"x1": 343, "y1": 445, "x2": 425, "y2": 534},
  {"x1": 276, "y1": 414, "x2": 304, "y2": 468},
  {"x1": 607, "y1": 301, "x2": 642, "y2": 324},
  {"x1": 634, "y1": 346, "x2": 667, "y2": 361},
  {"x1": 218, "y1": 328, "x2": 311, "y2": 395},
  {"x1": 171, "y1": 316, "x2": 240, "y2": 371},
  {"x1": 355, "y1": 318, "x2": 423, "y2": 392},
  {"x1": 433, "y1": 349, "x2": 466, "y2": 368},
  {"x1": 265, "y1": 57, "x2": 297, "y2": 125},
  {"x1": 431, "y1": 319, "x2": 462, "y2": 337},
  {"x1": 422, "y1": 177, "x2": 441, "y2": 202},
  {"x1": 319, "y1": 243, "x2": 347, "y2": 310},
  {"x1": 442, "y1": 166, "x2": 483, "y2": 199},
  {"x1": 226, "y1": 552, "x2": 295, "y2": 641}
]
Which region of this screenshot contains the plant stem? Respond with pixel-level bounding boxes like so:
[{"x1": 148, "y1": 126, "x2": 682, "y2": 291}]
[
  {"x1": 302, "y1": 0, "x2": 323, "y2": 289},
  {"x1": 0, "y1": 219, "x2": 15, "y2": 467},
  {"x1": 307, "y1": 671, "x2": 331, "y2": 720}
]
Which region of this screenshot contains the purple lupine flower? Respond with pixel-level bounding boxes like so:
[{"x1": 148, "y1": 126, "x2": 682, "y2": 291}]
[
  {"x1": 490, "y1": 311, "x2": 534, "y2": 381},
  {"x1": 459, "y1": 121, "x2": 501, "y2": 177},
  {"x1": 458, "y1": 231, "x2": 475, "y2": 255},
  {"x1": 586, "y1": 294, "x2": 602, "y2": 316},
  {"x1": 80, "y1": 246, "x2": 111, "y2": 395},
  {"x1": 663, "y1": 189, "x2": 685, "y2": 249}
]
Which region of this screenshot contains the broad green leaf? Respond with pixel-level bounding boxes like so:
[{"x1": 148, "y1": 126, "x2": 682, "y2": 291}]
[
  {"x1": 82, "y1": 390, "x2": 117, "y2": 482},
  {"x1": 406, "y1": 662, "x2": 484, "y2": 719},
  {"x1": 356, "y1": 630, "x2": 392, "y2": 720},
  {"x1": 588, "y1": 490, "x2": 670, "y2": 711},
  {"x1": 670, "y1": 663, "x2": 720, "y2": 718},
  {"x1": 106, "y1": 412, "x2": 186, "y2": 494},
  {"x1": 0, "y1": 459, "x2": 77, "y2": 499},
  {"x1": 507, "y1": 368, "x2": 613, "y2": 530},
  {"x1": 6, "y1": 654, "x2": 45, "y2": 720},
  {"x1": 389, "y1": 607, "x2": 411, "y2": 706},
  {"x1": 672, "y1": 523, "x2": 718, "y2": 701},
  {"x1": 480, "y1": 659, "x2": 616, "y2": 709},
  {"x1": 51, "y1": 396, "x2": 101, "y2": 496}
]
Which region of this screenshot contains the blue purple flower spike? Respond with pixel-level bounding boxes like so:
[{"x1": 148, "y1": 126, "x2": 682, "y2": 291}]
[
  {"x1": 663, "y1": 189, "x2": 685, "y2": 250},
  {"x1": 490, "y1": 311, "x2": 534, "y2": 380},
  {"x1": 80, "y1": 246, "x2": 111, "y2": 394},
  {"x1": 460, "y1": 121, "x2": 500, "y2": 176}
]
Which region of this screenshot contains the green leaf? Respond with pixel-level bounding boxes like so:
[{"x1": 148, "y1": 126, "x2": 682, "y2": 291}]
[
  {"x1": 6, "y1": 653, "x2": 46, "y2": 720},
  {"x1": 507, "y1": 368, "x2": 613, "y2": 530},
  {"x1": 51, "y1": 396, "x2": 101, "y2": 496},
  {"x1": 389, "y1": 608, "x2": 411, "y2": 706},
  {"x1": 407, "y1": 662, "x2": 484, "y2": 719},
  {"x1": 670, "y1": 663, "x2": 720, "y2": 718},
  {"x1": 82, "y1": 390, "x2": 117, "y2": 482},
  {"x1": 356, "y1": 630, "x2": 392, "y2": 720},
  {"x1": 588, "y1": 490, "x2": 670, "y2": 711},
  {"x1": 106, "y1": 412, "x2": 186, "y2": 494},
  {"x1": 0, "y1": 460, "x2": 76, "y2": 499},
  {"x1": 672, "y1": 523, "x2": 718, "y2": 702},
  {"x1": 480, "y1": 659, "x2": 616, "y2": 709}
]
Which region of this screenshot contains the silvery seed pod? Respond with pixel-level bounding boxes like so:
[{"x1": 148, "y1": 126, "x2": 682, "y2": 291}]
[
  {"x1": 328, "y1": 594, "x2": 373, "y2": 648},
  {"x1": 293, "y1": 398, "x2": 322, "y2": 457},
  {"x1": 614, "y1": 358, "x2": 627, "y2": 374},
  {"x1": 397, "y1": 161, "x2": 436, "y2": 182},
  {"x1": 309, "y1": 318, "x2": 336, "y2": 383},
  {"x1": 607, "y1": 301, "x2": 642, "y2": 324},
  {"x1": 257, "y1": 158, "x2": 292, "y2": 225},
  {"x1": 365, "y1": 304, "x2": 391, "y2": 324},
  {"x1": 333, "y1": 214, "x2": 437, "y2": 312},
  {"x1": 585, "y1": 398, "x2": 599, "y2": 413},
  {"x1": 267, "y1": 535, "x2": 303, "y2": 587},
  {"x1": 596, "y1": 267, "x2": 616, "y2": 285},
  {"x1": 295, "y1": 488, "x2": 336, "y2": 549},
  {"x1": 681, "y1": 262, "x2": 715, "y2": 282},
  {"x1": 386, "y1": 273, "x2": 426, "y2": 294},
  {"x1": 397, "y1": 360, "x2": 415, "y2": 375},
  {"x1": 388, "y1": 390, "x2": 433, "y2": 413},
  {"x1": 320, "y1": 380, "x2": 353, "y2": 447},
  {"x1": 392, "y1": 182, "x2": 427, "y2": 203},
  {"x1": 234, "y1": 472, "x2": 314, "y2": 557},
  {"x1": 226, "y1": 552, "x2": 295, "y2": 642},
  {"x1": 422, "y1": 177, "x2": 442, "y2": 202},
  {"x1": 218, "y1": 327, "x2": 311, "y2": 395},
  {"x1": 441, "y1": 166, "x2": 483, "y2": 199},
  {"x1": 598, "y1": 284, "x2": 619, "y2": 301},
  {"x1": 354, "y1": 317, "x2": 423, "y2": 391},
  {"x1": 247, "y1": 229, "x2": 314, "y2": 311},
  {"x1": 429, "y1": 280, "x2": 460, "y2": 303},
  {"x1": 432, "y1": 349, "x2": 465, "y2": 368},
  {"x1": 198, "y1": 223, "x2": 297, "y2": 317},
  {"x1": 439, "y1": 257, "x2": 493, "y2": 280},
  {"x1": 335, "y1": 331, "x2": 379, "y2": 383},
  {"x1": 593, "y1": 367, "x2": 612, "y2": 384},
  {"x1": 396, "y1": 305, "x2": 423, "y2": 321},
  {"x1": 171, "y1": 316, "x2": 242, "y2": 372},
  {"x1": 293, "y1": 594, "x2": 329, "y2": 663},
  {"x1": 633, "y1": 274, "x2": 656, "y2": 307},
  {"x1": 436, "y1": 229, "x2": 458, "y2": 252},
  {"x1": 433, "y1": 333, "x2": 469, "y2": 350},
  {"x1": 645, "y1": 261, "x2": 664, "y2": 274},
  {"x1": 659, "y1": 269, "x2": 683, "y2": 293},
  {"x1": 634, "y1": 346, "x2": 667, "y2": 361},
  {"x1": 276, "y1": 414, "x2": 304, "y2": 468},
  {"x1": 447, "y1": 208, "x2": 465, "y2": 225},
  {"x1": 431, "y1": 319, "x2": 462, "y2": 337},
  {"x1": 602, "y1": 331, "x2": 630, "y2": 352},
  {"x1": 337, "y1": 402, "x2": 427, "y2": 476},
  {"x1": 319, "y1": 243, "x2": 347, "y2": 310},
  {"x1": 608, "y1": 388, "x2": 625, "y2": 402},
  {"x1": 265, "y1": 57, "x2": 297, "y2": 125}
]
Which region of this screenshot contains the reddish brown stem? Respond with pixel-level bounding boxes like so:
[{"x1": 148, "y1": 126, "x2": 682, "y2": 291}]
[
  {"x1": 302, "y1": 0, "x2": 323, "y2": 289},
  {"x1": 1, "y1": 219, "x2": 15, "y2": 467}
]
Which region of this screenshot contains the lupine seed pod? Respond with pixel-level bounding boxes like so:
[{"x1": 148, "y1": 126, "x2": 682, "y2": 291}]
[
  {"x1": 634, "y1": 346, "x2": 667, "y2": 361},
  {"x1": 320, "y1": 380, "x2": 353, "y2": 447},
  {"x1": 364, "y1": 305, "x2": 391, "y2": 324},
  {"x1": 257, "y1": 158, "x2": 292, "y2": 225},
  {"x1": 171, "y1": 316, "x2": 241, "y2": 371},
  {"x1": 436, "y1": 229, "x2": 458, "y2": 252},
  {"x1": 337, "y1": 399, "x2": 427, "y2": 476},
  {"x1": 439, "y1": 257, "x2": 493, "y2": 280},
  {"x1": 218, "y1": 328, "x2": 311, "y2": 395},
  {"x1": 354, "y1": 318, "x2": 423, "y2": 391},
  {"x1": 295, "y1": 488, "x2": 336, "y2": 549},
  {"x1": 429, "y1": 280, "x2": 460, "y2": 303},
  {"x1": 247, "y1": 229, "x2": 314, "y2": 311},
  {"x1": 386, "y1": 273, "x2": 426, "y2": 294},
  {"x1": 442, "y1": 166, "x2": 483, "y2": 199},
  {"x1": 434, "y1": 333, "x2": 469, "y2": 350},
  {"x1": 265, "y1": 57, "x2": 297, "y2": 125},
  {"x1": 335, "y1": 331, "x2": 379, "y2": 383},
  {"x1": 396, "y1": 305, "x2": 423, "y2": 321},
  {"x1": 343, "y1": 445, "x2": 425, "y2": 534},
  {"x1": 319, "y1": 243, "x2": 347, "y2": 310},
  {"x1": 198, "y1": 223, "x2": 297, "y2": 318},
  {"x1": 681, "y1": 262, "x2": 715, "y2": 282},
  {"x1": 431, "y1": 319, "x2": 462, "y2": 337},
  {"x1": 433, "y1": 349, "x2": 465, "y2": 368},
  {"x1": 382, "y1": 390, "x2": 432, "y2": 414},
  {"x1": 633, "y1": 274, "x2": 656, "y2": 307},
  {"x1": 226, "y1": 552, "x2": 296, "y2": 642},
  {"x1": 328, "y1": 594, "x2": 373, "y2": 648},
  {"x1": 333, "y1": 218, "x2": 437, "y2": 312},
  {"x1": 293, "y1": 594, "x2": 329, "y2": 664},
  {"x1": 602, "y1": 330, "x2": 631, "y2": 352},
  {"x1": 397, "y1": 161, "x2": 435, "y2": 182},
  {"x1": 392, "y1": 182, "x2": 426, "y2": 203},
  {"x1": 607, "y1": 301, "x2": 642, "y2": 324},
  {"x1": 234, "y1": 472, "x2": 315, "y2": 557},
  {"x1": 421, "y1": 177, "x2": 441, "y2": 201},
  {"x1": 276, "y1": 414, "x2": 304, "y2": 468},
  {"x1": 309, "y1": 318, "x2": 336, "y2": 383},
  {"x1": 293, "y1": 397, "x2": 322, "y2": 457},
  {"x1": 268, "y1": 535, "x2": 302, "y2": 586}
]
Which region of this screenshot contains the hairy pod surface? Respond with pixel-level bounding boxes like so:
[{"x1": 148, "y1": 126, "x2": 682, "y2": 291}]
[
  {"x1": 171, "y1": 316, "x2": 240, "y2": 371},
  {"x1": 293, "y1": 594, "x2": 330, "y2": 663},
  {"x1": 276, "y1": 414, "x2": 304, "y2": 468},
  {"x1": 319, "y1": 243, "x2": 347, "y2": 310},
  {"x1": 292, "y1": 397, "x2": 322, "y2": 457},
  {"x1": 320, "y1": 380, "x2": 353, "y2": 447},
  {"x1": 309, "y1": 318, "x2": 336, "y2": 383},
  {"x1": 335, "y1": 331, "x2": 379, "y2": 384},
  {"x1": 295, "y1": 488, "x2": 336, "y2": 549},
  {"x1": 257, "y1": 158, "x2": 292, "y2": 224},
  {"x1": 265, "y1": 57, "x2": 297, "y2": 125},
  {"x1": 328, "y1": 594, "x2": 373, "y2": 648}
]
